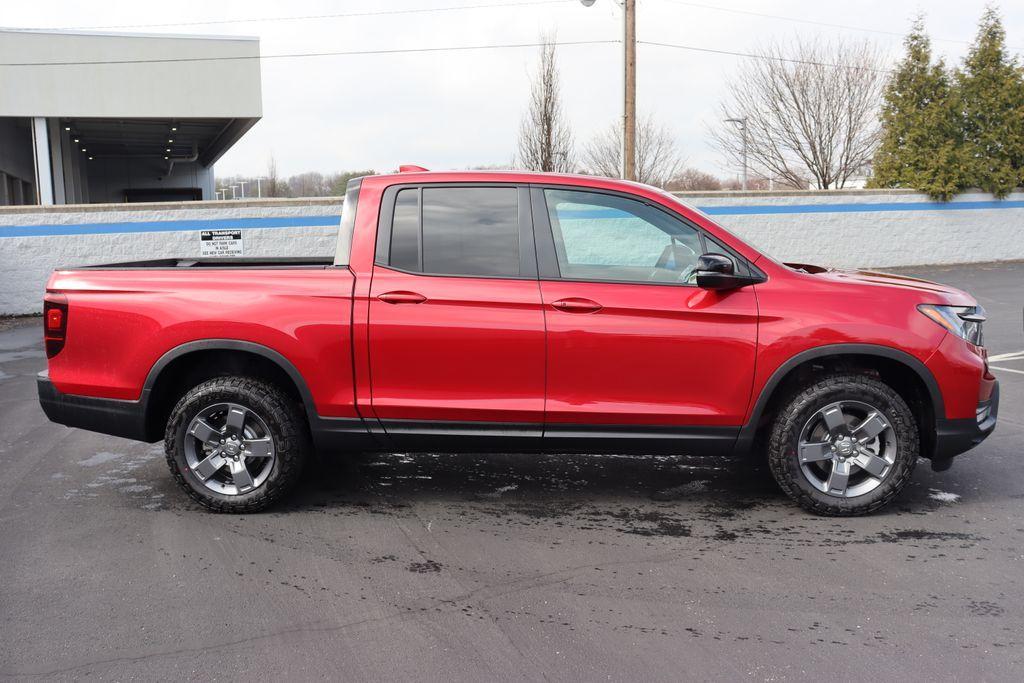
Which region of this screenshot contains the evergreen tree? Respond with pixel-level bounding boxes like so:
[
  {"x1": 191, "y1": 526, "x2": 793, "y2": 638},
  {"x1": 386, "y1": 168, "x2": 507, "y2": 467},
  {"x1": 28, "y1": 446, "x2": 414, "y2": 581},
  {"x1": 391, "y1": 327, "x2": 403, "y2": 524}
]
[
  {"x1": 956, "y1": 6, "x2": 1024, "y2": 197},
  {"x1": 870, "y1": 16, "x2": 967, "y2": 199}
]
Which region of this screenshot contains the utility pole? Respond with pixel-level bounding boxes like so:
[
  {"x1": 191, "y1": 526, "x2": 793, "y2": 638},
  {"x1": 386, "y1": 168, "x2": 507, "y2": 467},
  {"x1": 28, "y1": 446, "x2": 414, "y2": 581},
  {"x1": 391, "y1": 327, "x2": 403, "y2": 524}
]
[
  {"x1": 622, "y1": 0, "x2": 636, "y2": 182},
  {"x1": 725, "y1": 116, "x2": 748, "y2": 191},
  {"x1": 580, "y1": 0, "x2": 636, "y2": 182}
]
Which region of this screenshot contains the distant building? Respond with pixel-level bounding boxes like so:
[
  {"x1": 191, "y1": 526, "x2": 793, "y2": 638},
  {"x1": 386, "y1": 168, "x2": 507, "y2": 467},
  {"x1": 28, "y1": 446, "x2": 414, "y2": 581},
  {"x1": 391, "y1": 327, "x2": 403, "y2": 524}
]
[{"x1": 0, "y1": 29, "x2": 262, "y2": 205}]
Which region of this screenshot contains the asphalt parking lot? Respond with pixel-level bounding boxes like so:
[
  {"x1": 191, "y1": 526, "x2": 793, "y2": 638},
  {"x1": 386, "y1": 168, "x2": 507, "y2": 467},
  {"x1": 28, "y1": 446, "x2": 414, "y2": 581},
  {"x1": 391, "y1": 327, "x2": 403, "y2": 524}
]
[{"x1": 1, "y1": 262, "x2": 1022, "y2": 681}]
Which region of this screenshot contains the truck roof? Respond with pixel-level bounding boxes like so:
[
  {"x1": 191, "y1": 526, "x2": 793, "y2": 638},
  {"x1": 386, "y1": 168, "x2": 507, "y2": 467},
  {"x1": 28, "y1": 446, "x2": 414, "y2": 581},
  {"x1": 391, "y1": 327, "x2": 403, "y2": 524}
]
[{"x1": 366, "y1": 168, "x2": 659, "y2": 195}]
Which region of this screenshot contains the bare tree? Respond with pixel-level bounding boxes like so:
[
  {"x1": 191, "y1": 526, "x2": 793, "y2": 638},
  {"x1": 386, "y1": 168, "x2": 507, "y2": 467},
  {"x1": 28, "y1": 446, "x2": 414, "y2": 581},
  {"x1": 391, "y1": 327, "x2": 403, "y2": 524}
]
[
  {"x1": 516, "y1": 34, "x2": 574, "y2": 172},
  {"x1": 710, "y1": 38, "x2": 886, "y2": 190},
  {"x1": 582, "y1": 114, "x2": 683, "y2": 187},
  {"x1": 265, "y1": 155, "x2": 286, "y2": 197},
  {"x1": 666, "y1": 168, "x2": 723, "y2": 191}
]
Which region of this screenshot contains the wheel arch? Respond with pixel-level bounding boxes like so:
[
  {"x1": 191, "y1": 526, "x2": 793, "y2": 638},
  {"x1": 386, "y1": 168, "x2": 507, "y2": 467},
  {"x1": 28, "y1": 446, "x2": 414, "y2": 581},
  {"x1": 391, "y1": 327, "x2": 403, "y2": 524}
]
[
  {"x1": 141, "y1": 340, "x2": 317, "y2": 441},
  {"x1": 735, "y1": 343, "x2": 943, "y2": 457}
]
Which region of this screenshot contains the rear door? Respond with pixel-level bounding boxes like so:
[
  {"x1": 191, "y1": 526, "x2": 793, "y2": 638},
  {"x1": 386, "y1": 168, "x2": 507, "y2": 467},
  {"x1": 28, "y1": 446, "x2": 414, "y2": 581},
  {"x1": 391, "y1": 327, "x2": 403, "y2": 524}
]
[
  {"x1": 532, "y1": 186, "x2": 759, "y2": 449},
  {"x1": 367, "y1": 184, "x2": 546, "y2": 440}
]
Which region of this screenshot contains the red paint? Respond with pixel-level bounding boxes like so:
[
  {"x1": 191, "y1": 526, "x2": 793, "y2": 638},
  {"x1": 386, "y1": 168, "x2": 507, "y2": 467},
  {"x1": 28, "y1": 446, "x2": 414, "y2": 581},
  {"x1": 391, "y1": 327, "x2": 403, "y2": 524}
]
[{"x1": 44, "y1": 170, "x2": 990, "y2": 429}]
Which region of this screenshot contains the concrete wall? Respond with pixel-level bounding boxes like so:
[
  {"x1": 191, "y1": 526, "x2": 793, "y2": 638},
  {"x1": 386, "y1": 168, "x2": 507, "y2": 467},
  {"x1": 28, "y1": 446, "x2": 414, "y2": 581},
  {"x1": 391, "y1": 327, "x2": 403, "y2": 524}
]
[
  {"x1": 676, "y1": 188, "x2": 1024, "y2": 269},
  {"x1": 0, "y1": 198, "x2": 342, "y2": 314},
  {"x1": 1, "y1": 189, "x2": 1022, "y2": 315}
]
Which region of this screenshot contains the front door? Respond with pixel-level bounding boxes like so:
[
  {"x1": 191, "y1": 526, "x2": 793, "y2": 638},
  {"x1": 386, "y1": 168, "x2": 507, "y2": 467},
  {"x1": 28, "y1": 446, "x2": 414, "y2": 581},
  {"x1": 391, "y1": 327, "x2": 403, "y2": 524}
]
[
  {"x1": 533, "y1": 187, "x2": 759, "y2": 447},
  {"x1": 367, "y1": 184, "x2": 545, "y2": 440}
]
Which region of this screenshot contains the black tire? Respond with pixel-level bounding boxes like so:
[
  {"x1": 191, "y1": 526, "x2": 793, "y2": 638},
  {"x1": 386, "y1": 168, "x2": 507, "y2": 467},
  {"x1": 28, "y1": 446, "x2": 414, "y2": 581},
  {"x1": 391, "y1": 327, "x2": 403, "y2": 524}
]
[
  {"x1": 767, "y1": 373, "x2": 918, "y2": 516},
  {"x1": 165, "y1": 376, "x2": 309, "y2": 513}
]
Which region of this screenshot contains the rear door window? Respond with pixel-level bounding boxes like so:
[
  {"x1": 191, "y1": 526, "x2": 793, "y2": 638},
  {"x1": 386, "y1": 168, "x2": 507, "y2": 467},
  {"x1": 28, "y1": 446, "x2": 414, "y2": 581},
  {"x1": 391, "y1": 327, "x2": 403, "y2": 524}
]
[{"x1": 386, "y1": 187, "x2": 521, "y2": 277}]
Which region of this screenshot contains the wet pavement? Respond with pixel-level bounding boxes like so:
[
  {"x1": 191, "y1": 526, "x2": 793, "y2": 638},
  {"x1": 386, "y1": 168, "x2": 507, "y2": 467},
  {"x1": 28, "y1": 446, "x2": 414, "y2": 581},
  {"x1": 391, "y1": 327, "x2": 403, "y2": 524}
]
[{"x1": 1, "y1": 262, "x2": 1023, "y2": 680}]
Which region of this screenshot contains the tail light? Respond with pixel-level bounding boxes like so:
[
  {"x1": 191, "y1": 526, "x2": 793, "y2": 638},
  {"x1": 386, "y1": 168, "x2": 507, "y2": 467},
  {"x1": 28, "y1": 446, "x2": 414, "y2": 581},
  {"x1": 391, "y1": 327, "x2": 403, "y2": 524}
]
[{"x1": 43, "y1": 292, "x2": 68, "y2": 358}]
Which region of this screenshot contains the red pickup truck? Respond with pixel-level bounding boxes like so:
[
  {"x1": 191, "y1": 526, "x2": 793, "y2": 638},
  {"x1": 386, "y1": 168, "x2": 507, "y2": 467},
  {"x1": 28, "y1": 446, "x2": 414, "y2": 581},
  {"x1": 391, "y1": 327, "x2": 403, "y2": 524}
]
[{"x1": 38, "y1": 170, "x2": 998, "y2": 515}]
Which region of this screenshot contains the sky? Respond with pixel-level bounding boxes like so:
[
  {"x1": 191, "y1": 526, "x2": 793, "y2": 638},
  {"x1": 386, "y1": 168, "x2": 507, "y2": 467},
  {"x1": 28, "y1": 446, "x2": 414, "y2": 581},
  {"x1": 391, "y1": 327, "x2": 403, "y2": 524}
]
[{"x1": 4, "y1": 0, "x2": 1022, "y2": 180}]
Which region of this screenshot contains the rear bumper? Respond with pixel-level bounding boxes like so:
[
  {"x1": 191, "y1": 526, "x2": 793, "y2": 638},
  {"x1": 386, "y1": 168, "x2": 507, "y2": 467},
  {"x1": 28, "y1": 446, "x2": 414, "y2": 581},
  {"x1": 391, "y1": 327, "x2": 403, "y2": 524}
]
[
  {"x1": 37, "y1": 371, "x2": 152, "y2": 442},
  {"x1": 931, "y1": 380, "x2": 999, "y2": 468}
]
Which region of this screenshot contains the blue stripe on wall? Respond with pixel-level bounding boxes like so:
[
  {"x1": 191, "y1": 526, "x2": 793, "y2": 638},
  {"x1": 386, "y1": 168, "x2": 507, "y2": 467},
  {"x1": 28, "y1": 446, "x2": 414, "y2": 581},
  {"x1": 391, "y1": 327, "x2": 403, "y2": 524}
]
[
  {"x1": 0, "y1": 215, "x2": 342, "y2": 239},
  {"x1": 1, "y1": 197, "x2": 1023, "y2": 239},
  {"x1": 698, "y1": 200, "x2": 1024, "y2": 216}
]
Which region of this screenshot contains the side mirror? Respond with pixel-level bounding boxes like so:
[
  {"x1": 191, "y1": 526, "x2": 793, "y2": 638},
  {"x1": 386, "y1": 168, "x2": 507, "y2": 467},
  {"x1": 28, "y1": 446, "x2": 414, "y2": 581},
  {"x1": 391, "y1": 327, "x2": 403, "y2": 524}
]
[{"x1": 695, "y1": 253, "x2": 761, "y2": 290}]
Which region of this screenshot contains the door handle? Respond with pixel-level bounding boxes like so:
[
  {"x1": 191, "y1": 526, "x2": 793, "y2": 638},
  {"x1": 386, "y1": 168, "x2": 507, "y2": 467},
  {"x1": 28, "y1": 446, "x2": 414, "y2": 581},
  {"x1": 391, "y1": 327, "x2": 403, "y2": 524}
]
[
  {"x1": 551, "y1": 297, "x2": 602, "y2": 313},
  {"x1": 378, "y1": 291, "x2": 427, "y2": 304}
]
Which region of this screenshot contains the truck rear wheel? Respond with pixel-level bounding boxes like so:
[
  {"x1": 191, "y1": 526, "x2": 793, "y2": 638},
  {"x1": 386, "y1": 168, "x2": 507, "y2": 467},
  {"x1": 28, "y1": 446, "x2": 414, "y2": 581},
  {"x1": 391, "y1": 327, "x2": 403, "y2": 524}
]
[
  {"x1": 165, "y1": 376, "x2": 309, "y2": 513},
  {"x1": 767, "y1": 373, "x2": 918, "y2": 516}
]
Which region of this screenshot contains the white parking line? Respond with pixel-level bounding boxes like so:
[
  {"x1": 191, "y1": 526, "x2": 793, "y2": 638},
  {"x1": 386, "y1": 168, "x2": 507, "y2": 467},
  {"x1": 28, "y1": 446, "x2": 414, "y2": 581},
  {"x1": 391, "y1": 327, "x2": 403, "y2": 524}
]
[
  {"x1": 991, "y1": 366, "x2": 1024, "y2": 375},
  {"x1": 989, "y1": 350, "x2": 1024, "y2": 362}
]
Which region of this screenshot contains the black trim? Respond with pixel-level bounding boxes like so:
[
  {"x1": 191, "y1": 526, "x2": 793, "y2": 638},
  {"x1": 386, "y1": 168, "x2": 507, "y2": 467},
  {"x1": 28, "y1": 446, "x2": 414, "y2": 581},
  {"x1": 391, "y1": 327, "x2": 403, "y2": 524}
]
[
  {"x1": 931, "y1": 381, "x2": 998, "y2": 467},
  {"x1": 733, "y1": 343, "x2": 946, "y2": 456},
  {"x1": 309, "y1": 416, "x2": 379, "y2": 453},
  {"x1": 38, "y1": 372, "x2": 151, "y2": 442},
  {"x1": 543, "y1": 423, "x2": 738, "y2": 456},
  {"x1": 143, "y1": 339, "x2": 318, "y2": 418},
  {"x1": 376, "y1": 419, "x2": 737, "y2": 455},
  {"x1": 380, "y1": 419, "x2": 543, "y2": 452}
]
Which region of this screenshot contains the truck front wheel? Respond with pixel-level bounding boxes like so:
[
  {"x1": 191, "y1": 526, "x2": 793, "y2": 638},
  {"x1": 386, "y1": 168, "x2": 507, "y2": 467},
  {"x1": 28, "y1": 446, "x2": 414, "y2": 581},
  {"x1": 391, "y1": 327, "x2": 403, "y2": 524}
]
[
  {"x1": 767, "y1": 373, "x2": 918, "y2": 516},
  {"x1": 164, "y1": 376, "x2": 309, "y2": 513}
]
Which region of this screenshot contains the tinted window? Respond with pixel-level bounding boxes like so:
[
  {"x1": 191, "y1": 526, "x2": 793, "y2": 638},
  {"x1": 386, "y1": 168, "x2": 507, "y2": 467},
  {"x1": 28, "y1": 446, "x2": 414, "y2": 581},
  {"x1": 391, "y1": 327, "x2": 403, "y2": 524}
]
[
  {"x1": 544, "y1": 189, "x2": 703, "y2": 284},
  {"x1": 390, "y1": 188, "x2": 420, "y2": 271},
  {"x1": 388, "y1": 187, "x2": 521, "y2": 277}
]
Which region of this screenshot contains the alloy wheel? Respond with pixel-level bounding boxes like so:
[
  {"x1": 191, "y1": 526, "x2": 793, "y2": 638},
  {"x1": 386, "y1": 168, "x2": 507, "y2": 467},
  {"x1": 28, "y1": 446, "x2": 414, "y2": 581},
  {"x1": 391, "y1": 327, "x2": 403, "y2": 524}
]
[
  {"x1": 184, "y1": 402, "x2": 276, "y2": 495},
  {"x1": 797, "y1": 400, "x2": 896, "y2": 498}
]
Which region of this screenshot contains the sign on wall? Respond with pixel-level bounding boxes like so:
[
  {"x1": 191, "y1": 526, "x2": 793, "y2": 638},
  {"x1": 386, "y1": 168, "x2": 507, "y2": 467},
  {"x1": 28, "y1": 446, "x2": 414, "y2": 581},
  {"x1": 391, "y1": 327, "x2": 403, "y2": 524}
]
[{"x1": 200, "y1": 229, "x2": 243, "y2": 257}]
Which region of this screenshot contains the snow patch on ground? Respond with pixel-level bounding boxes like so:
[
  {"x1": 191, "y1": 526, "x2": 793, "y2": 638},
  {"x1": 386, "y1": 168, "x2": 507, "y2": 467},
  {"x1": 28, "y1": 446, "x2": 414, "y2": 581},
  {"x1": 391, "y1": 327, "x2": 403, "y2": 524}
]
[
  {"x1": 78, "y1": 451, "x2": 125, "y2": 467},
  {"x1": 928, "y1": 489, "x2": 961, "y2": 503}
]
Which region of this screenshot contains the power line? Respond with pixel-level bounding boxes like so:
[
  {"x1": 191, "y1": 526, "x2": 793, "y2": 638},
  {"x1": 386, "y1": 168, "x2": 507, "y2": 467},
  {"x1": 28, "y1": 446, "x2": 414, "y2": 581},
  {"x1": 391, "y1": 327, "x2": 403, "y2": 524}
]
[
  {"x1": 31, "y1": 0, "x2": 570, "y2": 32},
  {"x1": 0, "y1": 39, "x2": 618, "y2": 67},
  {"x1": 660, "y1": 0, "x2": 1024, "y2": 52},
  {"x1": 0, "y1": 37, "x2": 896, "y2": 72},
  {"x1": 639, "y1": 40, "x2": 894, "y2": 73}
]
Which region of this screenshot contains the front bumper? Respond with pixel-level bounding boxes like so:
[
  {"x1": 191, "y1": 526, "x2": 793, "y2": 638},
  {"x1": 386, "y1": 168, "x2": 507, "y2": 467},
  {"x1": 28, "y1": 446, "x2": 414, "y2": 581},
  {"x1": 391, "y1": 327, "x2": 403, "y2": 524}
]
[
  {"x1": 931, "y1": 380, "x2": 999, "y2": 470},
  {"x1": 37, "y1": 371, "x2": 151, "y2": 442}
]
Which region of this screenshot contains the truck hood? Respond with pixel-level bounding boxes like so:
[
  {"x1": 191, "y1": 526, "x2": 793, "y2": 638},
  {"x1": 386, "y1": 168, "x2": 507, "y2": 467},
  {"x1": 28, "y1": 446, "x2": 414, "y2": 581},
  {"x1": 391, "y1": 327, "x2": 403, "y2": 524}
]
[{"x1": 785, "y1": 262, "x2": 976, "y2": 304}]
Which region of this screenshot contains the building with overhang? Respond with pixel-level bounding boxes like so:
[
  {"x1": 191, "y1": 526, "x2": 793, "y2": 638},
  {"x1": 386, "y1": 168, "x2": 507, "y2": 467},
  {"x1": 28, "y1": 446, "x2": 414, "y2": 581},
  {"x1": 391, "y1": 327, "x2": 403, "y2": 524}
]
[{"x1": 0, "y1": 28, "x2": 261, "y2": 205}]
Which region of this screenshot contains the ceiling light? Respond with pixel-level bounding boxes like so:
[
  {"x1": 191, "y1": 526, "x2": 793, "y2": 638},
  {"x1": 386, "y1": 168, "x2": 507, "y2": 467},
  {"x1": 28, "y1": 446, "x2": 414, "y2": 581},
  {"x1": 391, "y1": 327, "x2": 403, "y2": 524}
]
[
  {"x1": 81, "y1": 148, "x2": 86, "y2": 152},
  {"x1": 168, "y1": 139, "x2": 174, "y2": 143},
  {"x1": 165, "y1": 148, "x2": 171, "y2": 152},
  {"x1": 88, "y1": 156, "x2": 94, "y2": 160},
  {"x1": 73, "y1": 138, "x2": 80, "y2": 143},
  {"x1": 64, "y1": 126, "x2": 71, "y2": 131},
  {"x1": 171, "y1": 127, "x2": 177, "y2": 132},
  {"x1": 164, "y1": 156, "x2": 169, "y2": 160}
]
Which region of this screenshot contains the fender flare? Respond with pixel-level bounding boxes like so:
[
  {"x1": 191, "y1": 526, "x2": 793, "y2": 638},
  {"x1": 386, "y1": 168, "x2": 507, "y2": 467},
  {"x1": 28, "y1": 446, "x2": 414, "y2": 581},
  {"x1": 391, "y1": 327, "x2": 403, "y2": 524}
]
[
  {"x1": 142, "y1": 339, "x2": 318, "y2": 423},
  {"x1": 734, "y1": 343, "x2": 944, "y2": 454}
]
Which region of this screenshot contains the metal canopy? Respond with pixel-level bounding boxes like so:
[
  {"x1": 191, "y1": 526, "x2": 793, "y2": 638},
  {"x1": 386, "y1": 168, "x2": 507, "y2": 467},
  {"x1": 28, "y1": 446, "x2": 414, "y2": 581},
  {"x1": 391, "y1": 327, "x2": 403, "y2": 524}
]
[{"x1": 62, "y1": 117, "x2": 256, "y2": 168}]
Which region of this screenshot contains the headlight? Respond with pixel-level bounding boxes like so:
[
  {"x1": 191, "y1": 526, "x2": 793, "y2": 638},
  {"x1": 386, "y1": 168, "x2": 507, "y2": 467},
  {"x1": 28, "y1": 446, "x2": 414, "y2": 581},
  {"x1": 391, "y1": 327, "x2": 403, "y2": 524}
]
[{"x1": 918, "y1": 304, "x2": 985, "y2": 346}]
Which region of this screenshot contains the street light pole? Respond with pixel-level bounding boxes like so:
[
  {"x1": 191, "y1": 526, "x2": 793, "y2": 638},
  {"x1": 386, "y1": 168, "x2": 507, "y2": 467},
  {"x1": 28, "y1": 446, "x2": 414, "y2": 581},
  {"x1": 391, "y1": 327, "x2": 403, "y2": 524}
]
[
  {"x1": 256, "y1": 178, "x2": 263, "y2": 198},
  {"x1": 238, "y1": 180, "x2": 248, "y2": 199},
  {"x1": 725, "y1": 116, "x2": 748, "y2": 191},
  {"x1": 580, "y1": 0, "x2": 636, "y2": 182}
]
